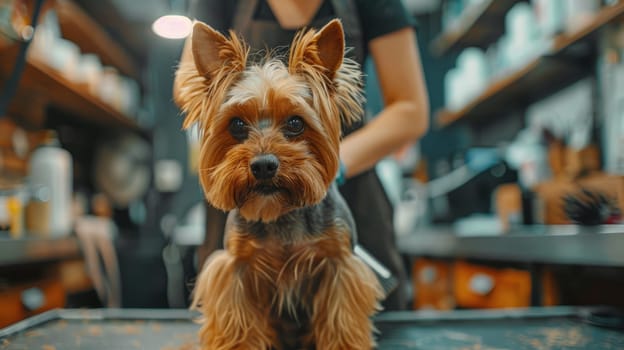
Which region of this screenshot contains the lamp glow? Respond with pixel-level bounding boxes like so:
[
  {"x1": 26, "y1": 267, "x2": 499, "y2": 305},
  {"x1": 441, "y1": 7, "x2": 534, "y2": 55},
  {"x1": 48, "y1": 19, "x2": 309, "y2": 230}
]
[{"x1": 152, "y1": 15, "x2": 192, "y2": 39}]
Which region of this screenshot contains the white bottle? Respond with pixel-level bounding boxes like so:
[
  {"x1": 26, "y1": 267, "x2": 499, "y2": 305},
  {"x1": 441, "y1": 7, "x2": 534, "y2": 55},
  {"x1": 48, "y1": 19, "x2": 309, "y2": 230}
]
[{"x1": 28, "y1": 131, "x2": 73, "y2": 237}]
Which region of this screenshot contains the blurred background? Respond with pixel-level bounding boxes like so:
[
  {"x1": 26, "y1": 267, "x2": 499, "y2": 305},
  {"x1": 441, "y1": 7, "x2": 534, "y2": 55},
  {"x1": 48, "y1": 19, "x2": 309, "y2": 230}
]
[{"x1": 1, "y1": 0, "x2": 624, "y2": 330}]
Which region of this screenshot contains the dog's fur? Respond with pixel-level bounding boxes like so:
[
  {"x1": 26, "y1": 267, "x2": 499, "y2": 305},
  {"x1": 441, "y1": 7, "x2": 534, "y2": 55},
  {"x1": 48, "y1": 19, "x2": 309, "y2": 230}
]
[{"x1": 175, "y1": 19, "x2": 383, "y2": 349}]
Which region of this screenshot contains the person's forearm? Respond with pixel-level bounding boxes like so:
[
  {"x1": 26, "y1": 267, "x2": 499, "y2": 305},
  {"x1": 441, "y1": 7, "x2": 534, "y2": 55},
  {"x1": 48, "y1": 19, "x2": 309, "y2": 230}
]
[
  {"x1": 339, "y1": 27, "x2": 429, "y2": 179},
  {"x1": 339, "y1": 100, "x2": 428, "y2": 178}
]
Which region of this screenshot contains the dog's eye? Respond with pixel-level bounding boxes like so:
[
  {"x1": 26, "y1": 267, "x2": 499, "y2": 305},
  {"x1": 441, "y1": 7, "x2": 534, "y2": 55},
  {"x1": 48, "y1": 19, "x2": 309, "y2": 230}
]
[
  {"x1": 229, "y1": 117, "x2": 248, "y2": 141},
  {"x1": 284, "y1": 116, "x2": 305, "y2": 137}
]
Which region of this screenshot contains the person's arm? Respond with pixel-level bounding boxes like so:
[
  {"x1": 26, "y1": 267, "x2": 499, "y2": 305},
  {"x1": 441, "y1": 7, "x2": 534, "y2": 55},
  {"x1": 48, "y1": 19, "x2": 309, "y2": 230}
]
[{"x1": 339, "y1": 27, "x2": 429, "y2": 178}]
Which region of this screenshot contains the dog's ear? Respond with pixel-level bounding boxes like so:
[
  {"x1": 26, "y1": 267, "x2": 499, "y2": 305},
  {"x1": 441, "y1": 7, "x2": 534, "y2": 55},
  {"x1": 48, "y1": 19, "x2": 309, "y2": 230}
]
[
  {"x1": 289, "y1": 19, "x2": 345, "y2": 79},
  {"x1": 314, "y1": 19, "x2": 345, "y2": 76},
  {"x1": 176, "y1": 22, "x2": 248, "y2": 130},
  {"x1": 192, "y1": 21, "x2": 247, "y2": 79},
  {"x1": 192, "y1": 22, "x2": 225, "y2": 78}
]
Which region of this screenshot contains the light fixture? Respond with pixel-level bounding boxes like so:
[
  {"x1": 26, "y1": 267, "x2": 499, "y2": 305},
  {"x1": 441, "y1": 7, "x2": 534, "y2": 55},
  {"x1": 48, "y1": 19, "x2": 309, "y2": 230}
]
[{"x1": 152, "y1": 14, "x2": 192, "y2": 39}]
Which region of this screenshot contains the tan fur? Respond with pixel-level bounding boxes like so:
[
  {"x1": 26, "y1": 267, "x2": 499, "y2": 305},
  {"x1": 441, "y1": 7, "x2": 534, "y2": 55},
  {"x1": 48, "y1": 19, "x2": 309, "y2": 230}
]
[
  {"x1": 192, "y1": 229, "x2": 382, "y2": 349},
  {"x1": 177, "y1": 19, "x2": 381, "y2": 349},
  {"x1": 288, "y1": 22, "x2": 363, "y2": 129},
  {"x1": 175, "y1": 24, "x2": 249, "y2": 130},
  {"x1": 191, "y1": 250, "x2": 278, "y2": 349}
]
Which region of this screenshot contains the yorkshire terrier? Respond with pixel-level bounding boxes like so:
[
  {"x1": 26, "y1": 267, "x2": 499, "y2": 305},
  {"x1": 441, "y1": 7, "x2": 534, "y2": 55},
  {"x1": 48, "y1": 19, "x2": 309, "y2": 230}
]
[{"x1": 175, "y1": 19, "x2": 383, "y2": 349}]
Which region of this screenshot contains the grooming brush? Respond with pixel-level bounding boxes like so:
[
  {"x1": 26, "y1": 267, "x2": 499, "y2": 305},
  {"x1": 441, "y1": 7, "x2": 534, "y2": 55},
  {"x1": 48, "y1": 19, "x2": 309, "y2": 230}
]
[{"x1": 563, "y1": 188, "x2": 621, "y2": 225}]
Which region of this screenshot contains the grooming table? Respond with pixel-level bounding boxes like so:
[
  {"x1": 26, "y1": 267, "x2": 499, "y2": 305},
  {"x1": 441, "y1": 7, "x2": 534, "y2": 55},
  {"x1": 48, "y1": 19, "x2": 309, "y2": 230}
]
[{"x1": 1, "y1": 307, "x2": 623, "y2": 349}]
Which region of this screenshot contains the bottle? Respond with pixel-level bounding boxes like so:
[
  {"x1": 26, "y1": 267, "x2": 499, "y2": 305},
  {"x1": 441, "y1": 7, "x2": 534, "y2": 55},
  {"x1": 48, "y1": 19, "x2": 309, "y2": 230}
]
[{"x1": 28, "y1": 131, "x2": 73, "y2": 237}]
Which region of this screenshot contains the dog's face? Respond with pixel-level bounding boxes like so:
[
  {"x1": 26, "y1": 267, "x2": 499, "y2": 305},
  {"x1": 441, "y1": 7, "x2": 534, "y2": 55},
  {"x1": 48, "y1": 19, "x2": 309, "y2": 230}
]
[{"x1": 175, "y1": 20, "x2": 363, "y2": 222}]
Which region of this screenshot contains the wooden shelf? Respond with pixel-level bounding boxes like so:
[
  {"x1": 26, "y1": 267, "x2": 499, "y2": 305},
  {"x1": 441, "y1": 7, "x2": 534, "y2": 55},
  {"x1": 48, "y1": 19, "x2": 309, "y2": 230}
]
[
  {"x1": 0, "y1": 235, "x2": 80, "y2": 267},
  {"x1": 436, "y1": 56, "x2": 587, "y2": 127},
  {"x1": 552, "y1": 1, "x2": 624, "y2": 54},
  {"x1": 435, "y1": 2, "x2": 624, "y2": 128},
  {"x1": 0, "y1": 47, "x2": 145, "y2": 135},
  {"x1": 431, "y1": 0, "x2": 524, "y2": 56},
  {"x1": 398, "y1": 225, "x2": 624, "y2": 267},
  {"x1": 54, "y1": 0, "x2": 139, "y2": 79}
]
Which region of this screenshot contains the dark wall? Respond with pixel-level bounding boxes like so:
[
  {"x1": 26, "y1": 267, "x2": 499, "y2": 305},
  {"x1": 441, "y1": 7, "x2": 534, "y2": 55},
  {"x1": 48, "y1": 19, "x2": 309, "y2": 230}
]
[
  {"x1": 413, "y1": 12, "x2": 471, "y2": 177},
  {"x1": 118, "y1": 36, "x2": 204, "y2": 308},
  {"x1": 146, "y1": 38, "x2": 204, "y2": 225}
]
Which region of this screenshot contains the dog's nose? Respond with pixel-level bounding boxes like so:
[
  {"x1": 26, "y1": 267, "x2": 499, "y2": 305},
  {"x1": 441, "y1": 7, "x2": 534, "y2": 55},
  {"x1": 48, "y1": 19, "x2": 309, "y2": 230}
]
[{"x1": 250, "y1": 154, "x2": 279, "y2": 180}]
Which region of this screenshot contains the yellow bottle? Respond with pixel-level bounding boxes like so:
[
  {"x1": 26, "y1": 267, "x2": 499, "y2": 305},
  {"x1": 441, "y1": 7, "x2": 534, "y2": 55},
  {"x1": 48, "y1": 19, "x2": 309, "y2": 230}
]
[{"x1": 7, "y1": 195, "x2": 22, "y2": 238}]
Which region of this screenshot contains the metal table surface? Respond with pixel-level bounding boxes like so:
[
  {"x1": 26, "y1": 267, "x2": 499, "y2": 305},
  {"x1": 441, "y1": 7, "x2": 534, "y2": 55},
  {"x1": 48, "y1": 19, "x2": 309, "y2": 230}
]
[
  {"x1": 1, "y1": 307, "x2": 623, "y2": 349},
  {"x1": 397, "y1": 225, "x2": 624, "y2": 267}
]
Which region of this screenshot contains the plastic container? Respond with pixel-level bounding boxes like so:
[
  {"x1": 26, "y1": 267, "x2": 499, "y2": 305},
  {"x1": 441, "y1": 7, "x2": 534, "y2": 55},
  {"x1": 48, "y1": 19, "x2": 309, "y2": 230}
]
[
  {"x1": 27, "y1": 131, "x2": 73, "y2": 237},
  {"x1": 457, "y1": 48, "x2": 489, "y2": 102},
  {"x1": 503, "y1": 3, "x2": 544, "y2": 70},
  {"x1": 532, "y1": 0, "x2": 566, "y2": 37},
  {"x1": 565, "y1": 0, "x2": 601, "y2": 33}
]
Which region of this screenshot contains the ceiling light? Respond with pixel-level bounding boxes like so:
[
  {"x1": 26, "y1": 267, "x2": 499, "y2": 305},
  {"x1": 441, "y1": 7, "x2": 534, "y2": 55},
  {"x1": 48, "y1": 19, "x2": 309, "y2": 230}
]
[{"x1": 152, "y1": 15, "x2": 192, "y2": 39}]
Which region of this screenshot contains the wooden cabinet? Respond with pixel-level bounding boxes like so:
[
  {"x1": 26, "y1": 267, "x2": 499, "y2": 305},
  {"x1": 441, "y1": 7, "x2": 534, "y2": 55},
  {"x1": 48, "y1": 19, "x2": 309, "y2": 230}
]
[
  {"x1": 0, "y1": 278, "x2": 65, "y2": 328},
  {"x1": 412, "y1": 258, "x2": 454, "y2": 310},
  {"x1": 435, "y1": 2, "x2": 624, "y2": 128},
  {"x1": 431, "y1": 0, "x2": 525, "y2": 56},
  {"x1": 0, "y1": 0, "x2": 128, "y2": 326},
  {"x1": 54, "y1": 0, "x2": 138, "y2": 79},
  {"x1": 411, "y1": 257, "x2": 561, "y2": 311},
  {"x1": 453, "y1": 260, "x2": 532, "y2": 309},
  {"x1": 0, "y1": 0, "x2": 145, "y2": 135}
]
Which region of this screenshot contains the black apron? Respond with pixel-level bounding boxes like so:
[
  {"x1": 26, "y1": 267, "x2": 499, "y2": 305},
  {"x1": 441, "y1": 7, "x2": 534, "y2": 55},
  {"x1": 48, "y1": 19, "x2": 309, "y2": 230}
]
[{"x1": 200, "y1": 0, "x2": 407, "y2": 311}]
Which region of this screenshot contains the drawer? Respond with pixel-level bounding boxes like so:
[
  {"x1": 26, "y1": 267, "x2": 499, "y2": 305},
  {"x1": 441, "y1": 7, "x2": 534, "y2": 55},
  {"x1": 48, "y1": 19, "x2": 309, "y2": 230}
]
[
  {"x1": 412, "y1": 258, "x2": 454, "y2": 310},
  {"x1": 453, "y1": 260, "x2": 531, "y2": 309},
  {"x1": 0, "y1": 278, "x2": 66, "y2": 328}
]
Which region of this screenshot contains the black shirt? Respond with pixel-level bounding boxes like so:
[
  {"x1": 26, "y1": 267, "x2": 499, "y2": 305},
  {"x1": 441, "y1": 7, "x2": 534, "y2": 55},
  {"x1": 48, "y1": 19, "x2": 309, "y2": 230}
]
[{"x1": 188, "y1": 0, "x2": 416, "y2": 56}]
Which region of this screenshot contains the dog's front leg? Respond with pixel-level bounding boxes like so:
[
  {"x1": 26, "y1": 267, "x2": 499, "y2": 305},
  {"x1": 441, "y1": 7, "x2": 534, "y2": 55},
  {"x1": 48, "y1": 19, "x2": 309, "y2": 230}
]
[
  {"x1": 193, "y1": 250, "x2": 278, "y2": 350},
  {"x1": 309, "y1": 254, "x2": 383, "y2": 350}
]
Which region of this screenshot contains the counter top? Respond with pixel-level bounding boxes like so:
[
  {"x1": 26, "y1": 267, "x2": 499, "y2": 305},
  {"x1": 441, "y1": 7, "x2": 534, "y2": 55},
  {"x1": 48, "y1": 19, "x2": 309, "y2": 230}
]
[
  {"x1": 397, "y1": 225, "x2": 624, "y2": 267},
  {"x1": 0, "y1": 235, "x2": 81, "y2": 267}
]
